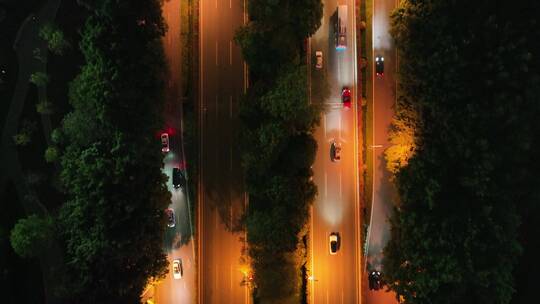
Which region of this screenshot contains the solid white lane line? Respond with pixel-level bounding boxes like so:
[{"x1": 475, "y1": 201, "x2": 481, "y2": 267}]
[{"x1": 198, "y1": 1, "x2": 204, "y2": 301}]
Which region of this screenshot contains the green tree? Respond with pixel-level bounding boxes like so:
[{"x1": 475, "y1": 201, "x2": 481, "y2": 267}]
[
  {"x1": 55, "y1": 1, "x2": 172, "y2": 302},
  {"x1": 29, "y1": 72, "x2": 49, "y2": 87},
  {"x1": 39, "y1": 23, "x2": 70, "y2": 55},
  {"x1": 44, "y1": 146, "x2": 59, "y2": 163},
  {"x1": 10, "y1": 215, "x2": 55, "y2": 258},
  {"x1": 383, "y1": 1, "x2": 540, "y2": 303},
  {"x1": 36, "y1": 99, "x2": 54, "y2": 114},
  {"x1": 13, "y1": 120, "x2": 36, "y2": 146}
]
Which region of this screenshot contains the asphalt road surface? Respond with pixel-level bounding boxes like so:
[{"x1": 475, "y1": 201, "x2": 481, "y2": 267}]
[
  {"x1": 366, "y1": 0, "x2": 399, "y2": 303},
  {"x1": 198, "y1": 0, "x2": 249, "y2": 303},
  {"x1": 310, "y1": 0, "x2": 361, "y2": 303},
  {"x1": 153, "y1": 0, "x2": 196, "y2": 302}
]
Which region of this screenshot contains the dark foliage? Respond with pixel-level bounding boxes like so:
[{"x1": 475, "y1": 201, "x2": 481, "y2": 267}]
[
  {"x1": 56, "y1": 1, "x2": 170, "y2": 302},
  {"x1": 383, "y1": 1, "x2": 540, "y2": 303},
  {"x1": 236, "y1": 3, "x2": 322, "y2": 297}
]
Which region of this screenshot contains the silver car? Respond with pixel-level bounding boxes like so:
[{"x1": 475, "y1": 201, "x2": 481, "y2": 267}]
[{"x1": 315, "y1": 51, "x2": 323, "y2": 69}]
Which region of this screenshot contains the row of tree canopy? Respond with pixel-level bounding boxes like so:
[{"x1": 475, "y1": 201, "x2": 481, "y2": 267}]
[
  {"x1": 383, "y1": 1, "x2": 540, "y2": 303},
  {"x1": 10, "y1": 0, "x2": 172, "y2": 302},
  {"x1": 234, "y1": 0, "x2": 323, "y2": 302}
]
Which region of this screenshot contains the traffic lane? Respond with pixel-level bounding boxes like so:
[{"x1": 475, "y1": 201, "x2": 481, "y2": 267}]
[
  {"x1": 199, "y1": 2, "x2": 247, "y2": 303},
  {"x1": 199, "y1": 178, "x2": 246, "y2": 303},
  {"x1": 200, "y1": 103, "x2": 246, "y2": 304},
  {"x1": 155, "y1": 161, "x2": 195, "y2": 302},
  {"x1": 310, "y1": 0, "x2": 360, "y2": 299},
  {"x1": 366, "y1": 0, "x2": 399, "y2": 302},
  {"x1": 312, "y1": 110, "x2": 358, "y2": 304},
  {"x1": 200, "y1": 107, "x2": 239, "y2": 304},
  {"x1": 367, "y1": 285, "x2": 400, "y2": 304},
  {"x1": 372, "y1": 0, "x2": 394, "y2": 51},
  {"x1": 158, "y1": 0, "x2": 198, "y2": 301},
  {"x1": 369, "y1": 0, "x2": 398, "y2": 266},
  {"x1": 155, "y1": 246, "x2": 195, "y2": 303}
]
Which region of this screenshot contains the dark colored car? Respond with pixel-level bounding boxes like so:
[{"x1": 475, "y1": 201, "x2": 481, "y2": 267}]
[
  {"x1": 329, "y1": 232, "x2": 340, "y2": 255},
  {"x1": 330, "y1": 141, "x2": 342, "y2": 162},
  {"x1": 165, "y1": 208, "x2": 176, "y2": 228},
  {"x1": 341, "y1": 87, "x2": 351, "y2": 108},
  {"x1": 369, "y1": 270, "x2": 382, "y2": 290},
  {"x1": 375, "y1": 55, "x2": 384, "y2": 76},
  {"x1": 172, "y1": 167, "x2": 184, "y2": 189}
]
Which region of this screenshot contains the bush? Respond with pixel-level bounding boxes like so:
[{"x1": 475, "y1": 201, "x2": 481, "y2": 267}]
[
  {"x1": 36, "y1": 99, "x2": 54, "y2": 114},
  {"x1": 10, "y1": 215, "x2": 55, "y2": 258},
  {"x1": 39, "y1": 23, "x2": 70, "y2": 55},
  {"x1": 29, "y1": 72, "x2": 49, "y2": 87},
  {"x1": 44, "y1": 146, "x2": 59, "y2": 163}
]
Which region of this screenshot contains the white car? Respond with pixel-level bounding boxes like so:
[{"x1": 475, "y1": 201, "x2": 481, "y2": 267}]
[
  {"x1": 172, "y1": 259, "x2": 183, "y2": 279},
  {"x1": 161, "y1": 133, "x2": 170, "y2": 153},
  {"x1": 315, "y1": 51, "x2": 323, "y2": 69}
]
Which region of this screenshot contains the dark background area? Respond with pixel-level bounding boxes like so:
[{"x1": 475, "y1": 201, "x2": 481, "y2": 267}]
[
  {"x1": 1, "y1": 0, "x2": 85, "y2": 303},
  {"x1": 1, "y1": 1, "x2": 47, "y2": 302}
]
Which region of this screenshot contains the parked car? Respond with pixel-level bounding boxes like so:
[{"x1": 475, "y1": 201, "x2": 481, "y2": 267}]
[
  {"x1": 161, "y1": 133, "x2": 170, "y2": 153},
  {"x1": 315, "y1": 51, "x2": 323, "y2": 69},
  {"x1": 341, "y1": 87, "x2": 351, "y2": 108},
  {"x1": 172, "y1": 167, "x2": 184, "y2": 189},
  {"x1": 369, "y1": 270, "x2": 382, "y2": 290},
  {"x1": 375, "y1": 55, "x2": 384, "y2": 76},
  {"x1": 329, "y1": 232, "x2": 340, "y2": 255},
  {"x1": 172, "y1": 259, "x2": 183, "y2": 279},
  {"x1": 165, "y1": 208, "x2": 175, "y2": 228},
  {"x1": 331, "y1": 141, "x2": 342, "y2": 162}
]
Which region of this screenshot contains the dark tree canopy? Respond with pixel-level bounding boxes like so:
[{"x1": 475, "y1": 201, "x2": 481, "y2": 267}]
[
  {"x1": 383, "y1": 1, "x2": 540, "y2": 304},
  {"x1": 56, "y1": 1, "x2": 170, "y2": 302}
]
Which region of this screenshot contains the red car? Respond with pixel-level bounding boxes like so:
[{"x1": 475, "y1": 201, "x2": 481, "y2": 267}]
[{"x1": 341, "y1": 87, "x2": 351, "y2": 108}]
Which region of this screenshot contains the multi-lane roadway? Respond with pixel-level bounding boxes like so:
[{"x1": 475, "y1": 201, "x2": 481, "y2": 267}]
[
  {"x1": 198, "y1": 0, "x2": 249, "y2": 303},
  {"x1": 155, "y1": 0, "x2": 400, "y2": 302},
  {"x1": 310, "y1": 0, "x2": 361, "y2": 303}
]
